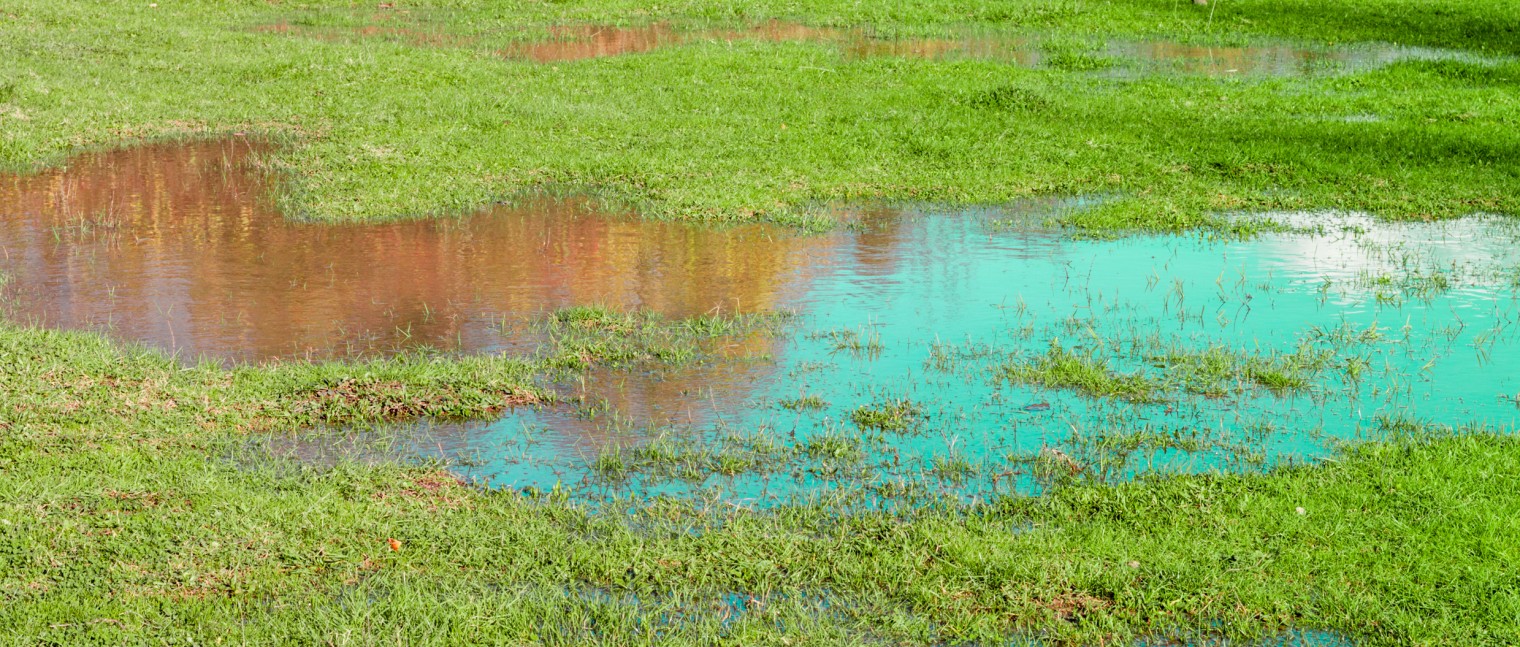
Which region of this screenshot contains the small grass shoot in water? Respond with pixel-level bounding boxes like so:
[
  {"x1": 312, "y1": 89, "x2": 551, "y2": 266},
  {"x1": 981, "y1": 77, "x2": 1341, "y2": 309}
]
[
  {"x1": 541, "y1": 305, "x2": 793, "y2": 371},
  {"x1": 1145, "y1": 341, "x2": 1333, "y2": 397},
  {"x1": 1002, "y1": 340, "x2": 1164, "y2": 403},
  {"x1": 778, "y1": 394, "x2": 829, "y2": 411},
  {"x1": 849, "y1": 398, "x2": 924, "y2": 433}
]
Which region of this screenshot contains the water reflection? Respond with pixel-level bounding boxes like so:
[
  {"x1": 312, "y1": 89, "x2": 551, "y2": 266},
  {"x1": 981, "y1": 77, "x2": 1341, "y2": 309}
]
[
  {"x1": 492, "y1": 22, "x2": 1469, "y2": 75},
  {"x1": 250, "y1": 17, "x2": 1480, "y2": 75},
  {"x1": 303, "y1": 208, "x2": 1520, "y2": 507},
  {"x1": 0, "y1": 138, "x2": 844, "y2": 362},
  {"x1": 9, "y1": 140, "x2": 1520, "y2": 508}
]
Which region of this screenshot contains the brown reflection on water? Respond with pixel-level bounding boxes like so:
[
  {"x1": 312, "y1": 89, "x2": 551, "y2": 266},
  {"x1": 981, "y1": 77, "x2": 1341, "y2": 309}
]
[
  {"x1": 248, "y1": 15, "x2": 1434, "y2": 75},
  {"x1": 0, "y1": 139, "x2": 837, "y2": 362},
  {"x1": 503, "y1": 23, "x2": 684, "y2": 62},
  {"x1": 492, "y1": 21, "x2": 1417, "y2": 75}
]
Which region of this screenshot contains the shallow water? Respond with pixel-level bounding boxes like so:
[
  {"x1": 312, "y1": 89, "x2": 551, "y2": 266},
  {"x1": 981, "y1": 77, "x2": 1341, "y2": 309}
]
[
  {"x1": 254, "y1": 17, "x2": 1480, "y2": 76},
  {"x1": 501, "y1": 23, "x2": 1479, "y2": 75},
  {"x1": 335, "y1": 205, "x2": 1518, "y2": 507},
  {"x1": 6, "y1": 141, "x2": 1519, "y2": 507},
  {"x1": 0, "y1": 139, "x2": 826, "y2": 362}
]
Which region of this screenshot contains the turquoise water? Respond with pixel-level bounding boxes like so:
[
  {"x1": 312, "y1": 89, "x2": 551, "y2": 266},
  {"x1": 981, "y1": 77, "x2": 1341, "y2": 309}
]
[{"x1": 281, "y1": 207, "x2": 1520, "y2": 507}]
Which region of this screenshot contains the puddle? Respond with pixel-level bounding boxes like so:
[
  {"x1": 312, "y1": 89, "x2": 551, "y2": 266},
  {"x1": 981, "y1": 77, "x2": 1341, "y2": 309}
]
[
  {"x1": 498, "y1": 21, "x2": 849, "y2": 64},
  {"x1": 491, "y1": 22, "x2": 1472, "y2": 75},
  {"x1": 250, "y1": 16, "x2": 1483, "y2": 75},
  {"x1": 8, "y1": 140, "x2": 1520, "y2": 508},
  {"x1": 277, "y1": 207, "x2": 1520, "y2": 508},
  {"x1": 0, "y1": 138, "x2": 833, "y2": 362}
]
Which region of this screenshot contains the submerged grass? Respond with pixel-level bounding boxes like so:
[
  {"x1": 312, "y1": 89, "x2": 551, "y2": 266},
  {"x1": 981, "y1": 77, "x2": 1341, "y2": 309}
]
[
  {"x1": 849, "y1": 398, "x2": 924, "y2": 433},
  {"x1": 539, "y1": 304, "x2": 792, "y2": 371},
  {"x1": 1003, "y1": 337, "x2": 1333, "y2": 402},
  {"x1": 1002, "y1": 341, "x2": 1165, "y2": 403},
  {"x1": 1146, "y1": 341, "x2": 1334, "y2": 397},
  {"x1": 3, "y1": 322, "x2": 1518, "y2": 643},
  {"x1": 777, "y1": 393, "x2": 829, "y2": 411}
]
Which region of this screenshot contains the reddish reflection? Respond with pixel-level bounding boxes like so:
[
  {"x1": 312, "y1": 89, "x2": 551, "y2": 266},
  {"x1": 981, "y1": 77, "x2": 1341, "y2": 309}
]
[
  {"x1": 503, "y1": 23, "x2": 684, "y2": 62},
  {"x1": 492, "y1": 22, "x2": 1385, "y2": 74},
  {"x1": 250, "y1": 15, "x2": 1423, "y2": 75},
  {"x1": 0, "y1": 138, "x2": 837, "y2": 363}
]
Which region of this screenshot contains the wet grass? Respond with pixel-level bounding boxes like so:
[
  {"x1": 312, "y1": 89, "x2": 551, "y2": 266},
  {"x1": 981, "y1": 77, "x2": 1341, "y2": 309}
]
[
  {"x1": 810, "y1": 325, "x2": 885, "y2": 357},
  {"x1": 777, "y1": 393, "x2": 828, "y2": 411},
  {"x1": 1145, "y1": 341, "x2": 1334, "y2": 397},
  {"x1": 3, "y1": 322, "x2": 1518, "y2": 643},
  {"x1": 0, "y1": 2, "x2": 1515, "y2": 230},
  {"x1": 1002, "y1": 341, "x2": 1166, "y2": 403},
  {"x1": 538, "y1": 305, "x2": 793, "y2": 371},
  {"x1": 1002, "y1": 337, "x2": 1333, "y2": 402},
  {"x1": 849, "y1": 398, "x2": 924, "y2": 433},
  {"x1": 592, "y1": 433, "x2": 775, "y2": 482}
]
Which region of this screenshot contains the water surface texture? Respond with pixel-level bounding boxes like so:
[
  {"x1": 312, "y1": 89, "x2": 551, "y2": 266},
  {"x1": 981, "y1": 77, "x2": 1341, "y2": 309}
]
[
  {"x1": 498, "y1": 23, "x2": 1463, "y2": 74},
  {"x1": 367, "y1": 207, "x2": 1518, "y2": 507},
  {"x1": 253, "y1": 17, "x2": 1477, "y2": 75},
  {"x1": 5, "y1": 141, "x2": 1518, "y2": 507},
  {"x1": 0, "y1": 139, "x2": 826, "y2": 361}
]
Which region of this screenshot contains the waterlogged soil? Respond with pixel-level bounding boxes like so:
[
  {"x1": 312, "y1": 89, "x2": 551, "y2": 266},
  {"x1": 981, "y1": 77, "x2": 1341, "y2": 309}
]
[
  {"x1": 0, "y1": 138, "x2": 826, "y2": 362},
  {"x1": 6, "y1": 140, "x2": 1519, "y2": 507},
  {"x1": 325, "y1": 207, "x2": 1520, "y2": 507},
  {"x1": 255, "y1": 17, "x2": 1479, "y2": 75}
]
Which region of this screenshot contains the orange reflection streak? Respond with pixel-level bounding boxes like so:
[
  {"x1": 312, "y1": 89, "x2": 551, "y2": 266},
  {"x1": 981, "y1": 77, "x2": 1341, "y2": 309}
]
[
  {"x1": 250, "y1": 17, "x2": 1396, "y2": 75},
  {"x1": 0, "y1": 139, "x2": 842, "y2": 363}
]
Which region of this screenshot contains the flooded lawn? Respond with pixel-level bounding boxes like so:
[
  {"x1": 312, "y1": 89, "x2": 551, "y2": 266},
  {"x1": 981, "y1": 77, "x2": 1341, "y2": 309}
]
[
  {"x1": 504, "y1": 24, "x2": 1477, "y2": 74},
  {"x1": 344, "y1": 206, "x2": 1520, "y2": 508},
  {"x1": 6, "y1": 140, "x2": 1518, "y2": 508},
  {"x1": 254, "y1": 17, "x2": 1482, "y2": 75}
]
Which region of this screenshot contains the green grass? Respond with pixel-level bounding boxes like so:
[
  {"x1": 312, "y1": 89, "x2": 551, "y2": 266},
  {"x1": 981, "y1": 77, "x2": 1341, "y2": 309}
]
[
  {"x1": 0, "y1": 1, "x2": 1515, "y2": 230},
  {"x1": 2, "y1": 323, "x2": 1518, "y2": 643},
  {"x1": 777, "y1": 393, "x2": 829, "y2": 411},
  {"x1": 1005, "y1": 339, "x2": 1333, "y2": 402},
  {"x1": 1003, "y1": 341, "x2": 1166, "y2": 403},
  {"x1": 1146, "y1": 341, "x2": 1334, "y2": 397},
  {"x1": 849, "y1": 398, "x2": 923, "y2": 433},
  {"x1": 540, "y1": 305, "x2": 792, "y2": 371}
]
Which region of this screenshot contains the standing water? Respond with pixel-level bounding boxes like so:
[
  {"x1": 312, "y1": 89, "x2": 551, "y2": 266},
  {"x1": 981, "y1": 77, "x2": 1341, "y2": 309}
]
[{"x1": 3, "y1": 139, "x2": 1517, "y2": 506}]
